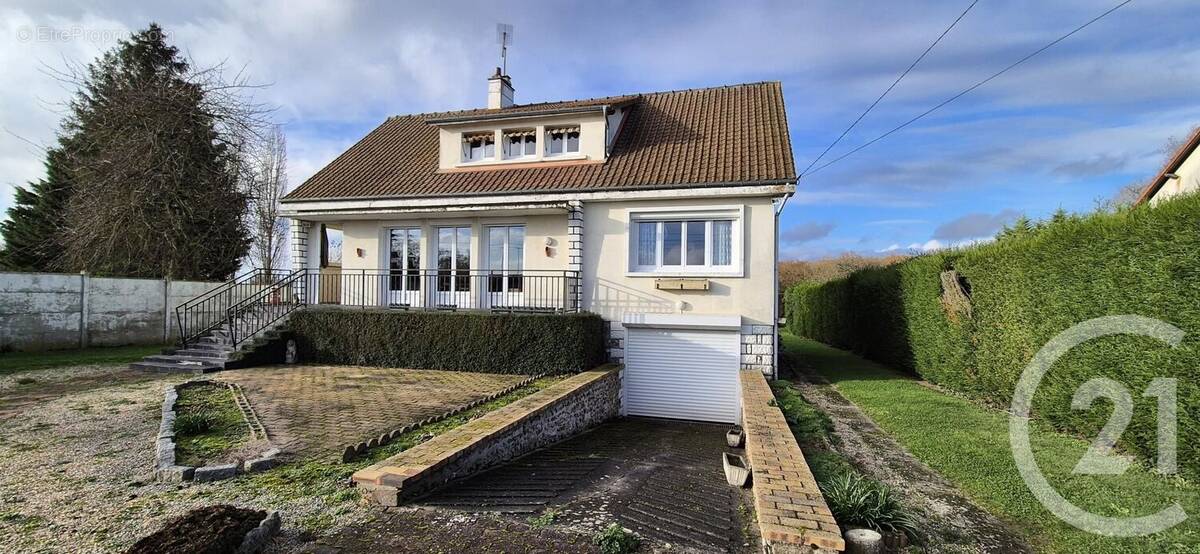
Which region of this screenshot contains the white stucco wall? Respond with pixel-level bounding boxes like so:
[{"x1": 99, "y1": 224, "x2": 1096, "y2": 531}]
[
  {"x1": 0, "y1": 272, "x2": 221, "y2": 351},
  {"x1": 436, "y1": 111, "x2": 607, "y2": 170},
  {"x1": 581, "y1": 196, "x2": 777, "y2": 325}
]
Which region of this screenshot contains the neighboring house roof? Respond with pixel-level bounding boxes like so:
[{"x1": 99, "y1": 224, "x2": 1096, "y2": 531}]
[
  {"x1": 1136, "y1": 125, "x2": 1200, "y2": 205},
  {"x1": 283, "y1": 81, "x2": 796, "y2": 202}
]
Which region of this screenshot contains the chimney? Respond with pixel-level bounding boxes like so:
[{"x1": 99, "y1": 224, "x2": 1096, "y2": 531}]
[{"x1": 487, "y1": 67, "x2": 514, "y2": 109}]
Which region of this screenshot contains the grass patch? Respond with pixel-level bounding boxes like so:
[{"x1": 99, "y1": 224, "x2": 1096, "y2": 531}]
[
  {"x1": 173, "y1": 382, "x2": 249, "y2": 466},
  {"x1": 232, "y1": 375, "x2": 566, "y2": 535},
  {"x1": 769, "y1": 379, "x2": 835, "y2": 448},
  {"x1": 527, "y1": 508, "x2": 559, "y2": 528},
  {"x1": 770, "y1": 376, "x2": 914, "y2": 538},
  {"x1": 784, "y1": 333, "x2": 1200, "y2": 553},
  {"x1": 0, "y1": 345, "x2": 163, "y2": 376}
]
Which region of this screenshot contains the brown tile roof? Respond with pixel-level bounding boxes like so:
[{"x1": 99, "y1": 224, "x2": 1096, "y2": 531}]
[
  {"x1": 282, "y1": 81, "x2": 796, "y2": 201},
  {"x1": 1136, "y1": 125, "x2": 1200, "y2": 205}
]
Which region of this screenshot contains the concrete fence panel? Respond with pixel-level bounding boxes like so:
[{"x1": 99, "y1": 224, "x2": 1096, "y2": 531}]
[{"x1": 0, "y1": 271, "x2": 223, "y2": 352}]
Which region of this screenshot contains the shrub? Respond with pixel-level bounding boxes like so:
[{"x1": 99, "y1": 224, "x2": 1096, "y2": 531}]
[
  {"x1": 785, "y1": 193, "x2": 1200, "y2": 476},
  {"x1": 819, "y1": 472, "x2": 917, "y2": 537},
  {"x1": 174, "y1": 411, "x2": 217, "y2": 435},
  {"x1": 593, "y1": 523, "x2": 640, "y2": 554},
  {"x1": 288, "y1": 308, "x2": 607, "y2": 375}
]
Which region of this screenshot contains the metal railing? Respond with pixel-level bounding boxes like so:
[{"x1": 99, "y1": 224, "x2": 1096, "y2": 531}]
[
  {"x1": 174, "y1": 268, "x2": 291, "y2": 348},
  {"x1": 216, "y1": 268, "x2": 582, "y2": 347}
]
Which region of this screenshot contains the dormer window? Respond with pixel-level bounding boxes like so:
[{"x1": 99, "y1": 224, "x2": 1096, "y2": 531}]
[
  {"x1": 461, "y1": 132, "x2": 495, "y2": 162},
  {"x1": 546, "y1": 126, "x2": 580, "y2": 156},
  {"x1": 503, "y1": 129, "x2": 536, "y2": 159}
]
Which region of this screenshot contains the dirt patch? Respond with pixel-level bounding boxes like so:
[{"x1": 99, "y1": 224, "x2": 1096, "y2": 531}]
[
  {"x1": 127, "y1": 504, "x2": 265, "y2": 554},
  {"x1": 0, "y1": 365, "x2": 160, "y2": 417},
  {"x1": 790, "y1": 369, "x2": 1032, "y2": 554}
]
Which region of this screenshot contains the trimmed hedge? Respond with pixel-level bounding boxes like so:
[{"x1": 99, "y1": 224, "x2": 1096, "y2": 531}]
[
  {"x1": 786, "y1": 194, "x2": 1200, "y2": 476},
  {"x1": 289, "y1": 308, "x2": 607, "y2": 375}
]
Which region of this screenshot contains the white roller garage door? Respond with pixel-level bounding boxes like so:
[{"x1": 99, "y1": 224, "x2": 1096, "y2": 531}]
[{"x1": 623, "y1": 318, "x2": 741, "y2": 424}]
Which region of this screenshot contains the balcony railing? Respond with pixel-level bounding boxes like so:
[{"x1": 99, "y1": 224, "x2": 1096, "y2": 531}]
[
  {"x1": 208, "y1": 268, "x2": 581, "y2": 347},
  {"x1": 300, "y1": 268, "x2": 581, "y2": 313}
]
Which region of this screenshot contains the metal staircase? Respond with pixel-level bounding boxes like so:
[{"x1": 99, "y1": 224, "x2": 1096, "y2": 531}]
[{"x1": 130, "y1": 269, "x2": 298, "y2": 373}]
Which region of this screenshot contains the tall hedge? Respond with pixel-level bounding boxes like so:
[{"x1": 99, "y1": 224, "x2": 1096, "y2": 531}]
[
  {"x1": 289, "y1": 309, "x2": 607, "y2": 375},
  {"x1": 786, "y1": 194, "x2": 1200, "y2": 476}
]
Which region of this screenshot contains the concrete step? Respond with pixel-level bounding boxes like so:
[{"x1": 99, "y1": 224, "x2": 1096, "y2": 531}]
[
  {"x1": 130, "y1": 359, "x2": 220, "y2": 373},
  {"x1": 143, "y1": 354, "x2": 228, "y2": 366},
  {"x1": 172, "y1": 349, "x2": 231, "y2": 359},
  {"x1": 192, "y1": 343, "x2": 234, "y2": 353}
]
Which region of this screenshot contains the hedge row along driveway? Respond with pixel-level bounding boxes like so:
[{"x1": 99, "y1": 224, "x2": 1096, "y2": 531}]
[
  {"x1": 786, "y1": 193, "x2": 1200, "y2": 478},
  {"x1": 288, "y1": 308, "x2": 607, "y2": 375}
]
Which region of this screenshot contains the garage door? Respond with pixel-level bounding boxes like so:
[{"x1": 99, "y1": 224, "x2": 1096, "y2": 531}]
[{"x1": 623, "y1": 326, "x2": 741, "y2": 423}]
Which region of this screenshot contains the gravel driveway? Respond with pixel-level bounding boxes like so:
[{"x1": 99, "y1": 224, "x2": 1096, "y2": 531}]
[{"x1": 0, "y1": 362, "x2": 538, "y2": 553}]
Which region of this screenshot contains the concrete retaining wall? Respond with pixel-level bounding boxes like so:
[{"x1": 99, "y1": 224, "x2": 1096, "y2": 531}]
[{"x1": 0, "y1": 271, "x2": 222, "y2": 351}]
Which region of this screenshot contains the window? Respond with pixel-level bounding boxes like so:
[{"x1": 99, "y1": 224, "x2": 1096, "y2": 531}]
[
  {"x1": 503, "y1": 130, "x2": 536, "y2": 159},
  {"x1": 437, "y1": 226, "x2": 471, "y2": 292},
  {"x1": 546, "y1": 126, "x2": 580, "y2": 156},
  {"x1": 630, "y1": 210, "x2": 741, "y2": 275},
  {"x1": 461, "y1": 132, "x2": 495, "y2": 162}
]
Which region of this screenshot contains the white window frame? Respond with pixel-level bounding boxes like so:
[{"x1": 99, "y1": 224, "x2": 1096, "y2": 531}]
[
  {"x1": 460, "y1": 132, "x2": 496, "y2": 164},
  {"x1": 501, "y1": 130, "x2": 537, "y2": 160},
  {"x1": 626, "y1": 205, "x2": 744, "y2": 277},
  {"x1": 545, "y1": 126, "x2": 581, "y2": 158}
]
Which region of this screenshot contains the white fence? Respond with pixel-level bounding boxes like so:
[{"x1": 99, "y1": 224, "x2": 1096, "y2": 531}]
[{"x1": 0, "y1": 271, "x2": 222, "y2": 352}]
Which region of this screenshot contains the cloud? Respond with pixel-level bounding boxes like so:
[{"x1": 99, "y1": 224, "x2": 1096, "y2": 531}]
[
  {"x1": 1052, "y1": 154, "x2": 1129, "y2": 178},
  {"x1": 877, "y1": 244, "x2": 901, "y2": 252},
  {"x1": 932, "y1": 209, "x2": 1022, "y2": 241},
  {"x1": 3, "y1": 0, "x2": 1200, "y2": 258},
  {"x1": 781, "y1": 222, "x2": 835, "y2": 244}
]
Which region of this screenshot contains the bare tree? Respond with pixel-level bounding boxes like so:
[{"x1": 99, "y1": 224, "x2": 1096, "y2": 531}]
[{"x1": 244, "y1": 125, "x2": 289, "y2": 271}]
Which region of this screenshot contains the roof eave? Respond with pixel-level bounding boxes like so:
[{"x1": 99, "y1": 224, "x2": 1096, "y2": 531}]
[
  {"x1": 426, "y1": 104, "x2": 611, "y2": 125},
  {"x1": 1136, "y1": 126, "x2": 1200, "y2": 205},
  {"x1": 281, "y1": 178, "x2": 797, "y2": 204}
]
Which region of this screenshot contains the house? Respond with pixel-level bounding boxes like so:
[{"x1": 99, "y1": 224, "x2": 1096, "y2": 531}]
[
  {"x1": 278, "y1": 70, "x2": 796, "y2": 424},
  {"x1": 1137, "y1": 126, "x2": 1200, "y2": 206}
]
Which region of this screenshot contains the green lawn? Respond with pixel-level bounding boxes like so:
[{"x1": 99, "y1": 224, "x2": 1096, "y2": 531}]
[
  {"x1": 0, "y1": 344, "x2": 162, "y2": 376},
  {"x1": 783, "y1": 334, "x2": 1200, "y2": 553}
]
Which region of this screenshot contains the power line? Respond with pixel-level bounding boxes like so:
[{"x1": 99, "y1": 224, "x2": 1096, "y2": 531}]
[
  {"x1": 800, "y1": 0, "x2": 978, "y2": 176},
  {"x1": 803, "y1": 0, "x2": 1133, "y2": 178}
]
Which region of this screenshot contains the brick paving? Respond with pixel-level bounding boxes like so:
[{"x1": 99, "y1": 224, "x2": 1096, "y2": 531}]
[
  {"x1": 216, "y1": 365, "x2": 527, "y2": 459},
  {"x1": 741, "y1": 370, "x2": 844, "y2": 552}
]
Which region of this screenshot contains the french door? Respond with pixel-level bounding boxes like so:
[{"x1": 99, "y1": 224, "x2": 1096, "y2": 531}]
[
  {"x1": 388, "y1": 228, "x2": 422, "y2": 307},
  {"x1": 436, "y1": 226, "x2": 472, "y2": 308},
  {"x1": 485, "y1": 225, "x2": 525, "y2": 308}
]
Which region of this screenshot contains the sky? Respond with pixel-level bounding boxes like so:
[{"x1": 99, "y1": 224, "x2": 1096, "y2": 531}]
[{"x1": 1, "y1": 0, "x2": 1198, "y2": 260}]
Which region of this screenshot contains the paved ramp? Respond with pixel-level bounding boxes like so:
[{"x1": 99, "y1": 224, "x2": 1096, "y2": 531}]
[{"x1": 422, "y1": 418, "x2": 747, "y2": 553}]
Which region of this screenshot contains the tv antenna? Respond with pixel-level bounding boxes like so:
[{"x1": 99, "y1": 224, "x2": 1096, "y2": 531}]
[{"x1": 496, "y1": 23, "x2": 513, "y2": 74}]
